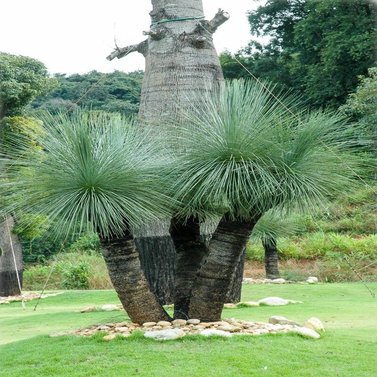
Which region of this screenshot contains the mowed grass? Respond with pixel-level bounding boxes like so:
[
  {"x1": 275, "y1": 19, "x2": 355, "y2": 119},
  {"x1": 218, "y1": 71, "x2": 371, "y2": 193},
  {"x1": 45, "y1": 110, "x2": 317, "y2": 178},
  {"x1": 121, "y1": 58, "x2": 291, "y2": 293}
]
[{"x1": 0, "y1": 283, "x2": 376, "y2": 377}]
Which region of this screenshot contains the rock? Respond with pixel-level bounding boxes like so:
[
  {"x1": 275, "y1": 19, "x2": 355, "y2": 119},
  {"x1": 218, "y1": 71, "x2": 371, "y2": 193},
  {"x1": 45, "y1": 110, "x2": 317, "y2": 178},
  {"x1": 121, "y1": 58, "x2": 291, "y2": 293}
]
[
  {"x1": 200, "y1": 322, "x2": 213, "y2": 328},
  {"x1": 187, "y1": 319, "x2": 201, "y2": 325},
  {"x1": 224, "y1": 303, "x2": 238, "y2": 309},
  {"x1": 142, "y1": 322, "x2": 157, "y2": 328},
  {"x1": 258, "y1": 297, "x2": 302, "y2": 306},
  {"x1": 306, "y1": 277, "x2": 319, "y2": 284},
  {"x1": 292, "y1": 327, "x2": 320, "y2": 339},
  {"x1": 97, "y1": 325, "x2": 111, "y2": 331},
  {"x1": 101, "y1": 304, "x2": 120, "y2": 312},
  {"x1": 238, "y1": 301, "x2": 260, "y2": 307},
  {"x1": 304, "y1": 317, "x2": 325, "y2": 332},
  {"x1": 115, "y1": 327, "x2": 130, "y2": 333},
  {"x1": 200, "y1": 329, "x2": 233, "y2": 337},
  {"x1": 172, "y1": 319, "x2": 187, "y2": 327},
  {"x1": 252, "y1": 329, "x2": 270, "y2": 336},
  {"x1": 103, "y1": 334, "x2": 117, "y2": 341},
  {"x1": 217, "y1": 324, "x2": 241, "y2": 333},
  {"x1": 144, "y1": 328, "x2": 185, "y2": 341},
  {"x1": 80, "y1": 306, "x2": 97, "y2": 313},
  {"x1": 269, "y1": 316, "x2": 300, "y2": 326},
  {"x1": 272, "y1": 278, "x2": 286, "y2": 284},
  {"x1": 157, "y1": 321, "x2": 172, "y2": 327}
]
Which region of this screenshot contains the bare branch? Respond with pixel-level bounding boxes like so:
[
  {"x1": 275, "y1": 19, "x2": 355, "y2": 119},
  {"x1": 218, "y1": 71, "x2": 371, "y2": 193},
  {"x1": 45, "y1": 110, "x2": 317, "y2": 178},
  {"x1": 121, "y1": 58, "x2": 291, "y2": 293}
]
[
  {"x1": 106, "y1": 40, "x2": 148, "y2": 61},
  {"x1": 143, "y1": 26, "x2": 167, "y2": 41},
  {"x1": 205, "y1": 9, "x2": 230, "y2": 34}
]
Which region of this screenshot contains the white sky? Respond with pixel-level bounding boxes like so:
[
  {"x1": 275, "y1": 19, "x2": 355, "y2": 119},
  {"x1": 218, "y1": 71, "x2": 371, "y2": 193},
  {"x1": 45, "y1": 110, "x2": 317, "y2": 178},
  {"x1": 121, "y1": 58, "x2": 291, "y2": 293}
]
[{"x1": 0, "y1": 0, "x2": 264, "y2": 75}]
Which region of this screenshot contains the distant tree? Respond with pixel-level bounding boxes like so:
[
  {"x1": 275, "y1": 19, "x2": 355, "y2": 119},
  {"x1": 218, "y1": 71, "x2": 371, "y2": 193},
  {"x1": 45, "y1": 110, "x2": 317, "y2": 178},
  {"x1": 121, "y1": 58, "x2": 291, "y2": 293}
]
[
  {"x1": 32, "y1": 71, "x2": 143, "y2": 117},
  {"x1": 0, "y1": 52, "x2": 53, "y2": 296},
  {"x1": 340, "y1": 66, "x2": 377, "y2": 151},
  {"x1": 0, "y1": 52, "x2": 55, "y2": 119},
  {"x1": 221, "y1": 0, "x2": 377, "y2": 108}
]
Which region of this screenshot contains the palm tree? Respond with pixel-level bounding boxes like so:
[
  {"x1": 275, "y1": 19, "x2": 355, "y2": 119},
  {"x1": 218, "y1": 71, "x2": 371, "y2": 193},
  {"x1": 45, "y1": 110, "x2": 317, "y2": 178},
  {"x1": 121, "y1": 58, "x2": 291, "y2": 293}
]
[
  {"x1": 1, "y1": 111, "x2": 172, "y2": 323},
  {"x1": 167, "y1": 80, "x2": 361, "y2": 321}
]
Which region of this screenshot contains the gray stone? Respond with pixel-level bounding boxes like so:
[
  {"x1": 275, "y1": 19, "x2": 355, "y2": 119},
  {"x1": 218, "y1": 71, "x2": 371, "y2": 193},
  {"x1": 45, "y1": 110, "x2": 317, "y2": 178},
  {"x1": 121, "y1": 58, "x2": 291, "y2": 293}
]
[
  {"x1": 142, "y1": 322, "x2": 157, "y2": 328},
  {"x1": 269, "y1": 315, "x2": 300, "y2": 326},
  {"x1": 258, "y1": 297, "x2": 302, "y2": 306},
  {"x1": 304, "y1": 317, "x2": 325, "y2": 332},
  {"x1": 292, "y1": 327, "x2": 320, "y2": 339},
  {"x1": 157, "y1": 321, "x2": 172, "y2": 327},
  {"x1": 172, "y1": 319, "x2": 187, "y2": 327},
  {"x1": 144, "y1": 328, "x2": 185, "y2": 341},
  {"x1": 272, "y1": 278, "x2": 286, "y2": 284},
  {"x1": 101, "y1": 304, "x2": 120, "y2": 312},
  {"x1": 306, "y1": 276, "x2": 319, "y2": 284},
  {"x1": 200, "y1": 329, "x2": 233, "y2": 337},
  {"x1": 187, "y1": 319, "x2": 201, "y2": 325}
]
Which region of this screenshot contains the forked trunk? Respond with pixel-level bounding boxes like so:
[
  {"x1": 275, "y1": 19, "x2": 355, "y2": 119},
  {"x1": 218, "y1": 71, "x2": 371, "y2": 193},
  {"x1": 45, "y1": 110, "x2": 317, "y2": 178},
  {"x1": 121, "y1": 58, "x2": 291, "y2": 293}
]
[
  {"x1": 263, "y1": 237, "x2": 280, "y2": 279},
  {"x1": 0, "y1": 216, "x2": 23, "y2": 297},
  {"x1": 188, "y1": 215, "x2": 261, "y2": 321},
  {"x1": 170, "y1": 216, "x2": 207, "y2": 319},
  {"x1": 100, "y1": 229, "x2": 170, "y2": 324}
]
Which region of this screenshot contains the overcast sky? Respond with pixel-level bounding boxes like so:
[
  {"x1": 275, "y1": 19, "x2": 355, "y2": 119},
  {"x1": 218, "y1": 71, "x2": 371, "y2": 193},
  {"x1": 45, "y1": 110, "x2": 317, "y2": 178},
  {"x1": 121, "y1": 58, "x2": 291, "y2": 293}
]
[{"x1": 0, "y1": 0, "x2": 264, "y2": 75}]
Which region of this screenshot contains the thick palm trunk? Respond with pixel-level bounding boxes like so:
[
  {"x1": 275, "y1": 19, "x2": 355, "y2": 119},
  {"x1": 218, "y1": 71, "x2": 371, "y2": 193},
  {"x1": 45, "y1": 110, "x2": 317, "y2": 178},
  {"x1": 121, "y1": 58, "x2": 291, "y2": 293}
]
[
  {"x1": 169, "y1": 217, "x2": 207, "y2": 319},
  {"x1": 100, "y1": 229, "x2": 170, "y2": 324},
  {"x1": 263, "y1": 237, "x2": 280, "y2": 279},
  {"x1": 138, "y1": 1, "x2": 226, "y2": 126},
  {"x1": 0, "y1": 216, "x2": 23, "y2": 297},
  {"x1": 188, "y1": 215, "x2": 260, "y2": 321}
]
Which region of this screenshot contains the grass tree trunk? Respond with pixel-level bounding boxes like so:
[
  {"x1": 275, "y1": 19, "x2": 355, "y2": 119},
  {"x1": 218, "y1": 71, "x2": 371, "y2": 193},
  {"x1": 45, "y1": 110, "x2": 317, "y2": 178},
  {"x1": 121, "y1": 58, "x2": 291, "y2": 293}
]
[
  {"x1": 136, "y1": 236, "x2": 176, "y2": 306},
  {"x1": 107, "y1": 1, "x2": 229, "y2": 310},
  {"x1": 263, "y1": 237, "x2": 280, "y2": 279},
  {"x1": 225, "y1": 248, "x2": 245, "y2": 303},
  {"x1": 169, "y1": 217, "x2": 208, "y2": 319},
  {"x1": 188, "y1": 214, "x2": 261, "y2": 321},
  {"x1": 100, "y1": 229, "x2": 170, "y2": 324},
  {"x1": 0, "y1": 216, "x2": 23, "y2": 297}
]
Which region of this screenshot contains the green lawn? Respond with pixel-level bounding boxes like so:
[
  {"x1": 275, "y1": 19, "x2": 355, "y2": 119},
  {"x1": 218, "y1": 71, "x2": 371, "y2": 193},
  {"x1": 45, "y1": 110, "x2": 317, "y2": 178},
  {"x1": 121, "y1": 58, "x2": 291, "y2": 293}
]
[{"x1": 1, "y1": 283, "x2": 376, "y2": 377}]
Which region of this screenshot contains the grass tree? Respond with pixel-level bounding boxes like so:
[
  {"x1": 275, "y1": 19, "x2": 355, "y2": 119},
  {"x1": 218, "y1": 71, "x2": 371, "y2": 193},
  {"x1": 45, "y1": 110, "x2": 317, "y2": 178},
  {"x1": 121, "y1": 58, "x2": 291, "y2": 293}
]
[
  {"x1": 1, "y1": 112, "x2": 172, "y2": 323},
  {"x1": 251, "y1": 211, "x2": 303, "y2": 279},
  {"x1": 167, "y1": 80, "x2": 362, "y2": 321}
]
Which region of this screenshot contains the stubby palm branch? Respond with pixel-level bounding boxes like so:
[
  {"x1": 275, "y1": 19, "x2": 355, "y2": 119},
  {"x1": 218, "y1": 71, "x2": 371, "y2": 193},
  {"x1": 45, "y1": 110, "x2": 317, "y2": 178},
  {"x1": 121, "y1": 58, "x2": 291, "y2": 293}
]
[
  {"x1": 1, "y1": 111, "x2": 172, "y2": 323},
  {"x1": 167, "y1": 80, "x2": 362, "y2": 321}
]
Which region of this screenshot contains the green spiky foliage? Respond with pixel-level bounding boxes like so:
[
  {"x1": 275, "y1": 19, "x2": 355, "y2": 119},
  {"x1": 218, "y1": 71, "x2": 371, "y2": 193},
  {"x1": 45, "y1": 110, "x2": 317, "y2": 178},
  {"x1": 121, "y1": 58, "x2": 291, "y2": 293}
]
[
  {"x1": 168, "y1": 80, "x2": 362, "y2": 221},
  {"x1": 1, "y1": 111, "x2": 172, "y2": 239},
  {"x1": 251, "y1": 210, "x2": 303, "y2": 245}
]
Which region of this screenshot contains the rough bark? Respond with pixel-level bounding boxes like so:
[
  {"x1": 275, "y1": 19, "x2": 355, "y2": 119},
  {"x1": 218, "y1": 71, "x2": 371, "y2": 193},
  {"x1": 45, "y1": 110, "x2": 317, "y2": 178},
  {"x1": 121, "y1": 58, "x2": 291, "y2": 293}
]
[
  {"x1": 263, "y1": 237, "x2": 280, "y2": 279},
  {"x1": 0, "y1": 216, "x2": 23, "y2": 297},
  {"x1": 100, "y1": 229, "x2": 170, "y2": 324},
  {"x1": 136, "y1": 235, "x2": 176, "y2": 305},
  {"x1": 188, "y1": 215, "x2": 260, "y2": 321},
  {"x1": 225, "y1": 248, "x2": 245, "y2": 303},
  {"x1": 138, "y1": 3, "x2": 228, "y2": 126},
  {"x1": 169, "y1": 217, "x2": 208, "y2": 319}
]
